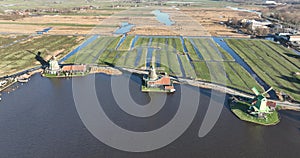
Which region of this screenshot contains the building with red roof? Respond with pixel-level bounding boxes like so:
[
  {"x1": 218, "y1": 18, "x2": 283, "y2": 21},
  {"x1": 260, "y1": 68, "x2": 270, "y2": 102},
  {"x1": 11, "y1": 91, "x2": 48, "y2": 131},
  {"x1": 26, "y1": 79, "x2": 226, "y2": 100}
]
[{"x1": 142, "y1": 65, "x2": 175, "y2": 93}]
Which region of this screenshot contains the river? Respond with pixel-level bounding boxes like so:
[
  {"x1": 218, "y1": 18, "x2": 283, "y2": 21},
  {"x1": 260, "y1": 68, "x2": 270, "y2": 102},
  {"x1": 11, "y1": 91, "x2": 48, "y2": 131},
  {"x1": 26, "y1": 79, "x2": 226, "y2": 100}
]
[{"x1": 0, "y1": 74, "x2": 299, "y2": 157}]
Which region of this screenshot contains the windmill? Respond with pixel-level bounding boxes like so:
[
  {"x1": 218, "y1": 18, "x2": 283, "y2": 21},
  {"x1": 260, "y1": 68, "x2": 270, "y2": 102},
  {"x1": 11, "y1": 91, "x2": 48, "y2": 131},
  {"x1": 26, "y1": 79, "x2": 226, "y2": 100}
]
[{"x1": 248, "y1": 87, "x2": 276, "y2": 116}]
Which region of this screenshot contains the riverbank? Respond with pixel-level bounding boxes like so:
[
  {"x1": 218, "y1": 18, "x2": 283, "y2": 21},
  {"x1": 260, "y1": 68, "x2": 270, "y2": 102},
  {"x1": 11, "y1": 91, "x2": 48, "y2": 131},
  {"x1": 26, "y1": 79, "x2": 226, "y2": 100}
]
[
  {"x1": 120, "y1": 67, "x2": 300, "y2": 111},
  {"x1": 230, "y1": 101, "x2": 280, "y2": 126},
  {"x1": 2, "y1": 65, "x2": 300, "y2": 111},
  {"x1": 90, "y1": 66, "x2": 122, "y2": 76},
  {"x1": 0, "y1": 68, "x2": 43, "y2": 93},
  {"x1": 0, "y1": 80, "x2": 17, "y2": 92}
]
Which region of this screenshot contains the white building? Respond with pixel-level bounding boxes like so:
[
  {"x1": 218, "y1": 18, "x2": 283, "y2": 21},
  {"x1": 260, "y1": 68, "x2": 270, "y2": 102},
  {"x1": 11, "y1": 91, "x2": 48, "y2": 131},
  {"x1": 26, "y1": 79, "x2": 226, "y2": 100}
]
[
  {"x1": 243, "y1": 19, "x2": 272, "y2": 30},
  {"x1": 265, "y1": 1, "x2": 277, "y2": 5},
  {"x1": 289, "y1": 35, "x2": 300, "y2": 42}
]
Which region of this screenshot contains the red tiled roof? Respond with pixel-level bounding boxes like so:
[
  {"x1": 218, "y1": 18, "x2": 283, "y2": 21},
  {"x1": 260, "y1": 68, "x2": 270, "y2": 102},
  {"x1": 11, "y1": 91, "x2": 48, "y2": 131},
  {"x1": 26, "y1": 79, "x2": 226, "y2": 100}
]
[
  {"x1": 148, "y1": 76, "x2": 171, "y2": 85},
  {"x1": 62, "y1": 65, "x2": 86, "y2": 72},
  {"x1": 290, "y1": 35, "x2": 300, "y2": 39}
]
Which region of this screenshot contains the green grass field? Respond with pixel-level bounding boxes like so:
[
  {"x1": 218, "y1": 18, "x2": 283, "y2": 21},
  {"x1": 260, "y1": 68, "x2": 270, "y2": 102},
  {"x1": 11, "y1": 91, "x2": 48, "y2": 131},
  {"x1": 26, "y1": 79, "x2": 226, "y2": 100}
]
[
  {"x1": 2, "y1": 34, "x2": 291, "y2": 97},
  {"x1": 226, "y1": 38, "x2": 300, "y2": 101},
  {"x1": 117, "y1": 36, "x2": 134, "y2": 51},
  {"x1": 0, "y1": 35, "x2": 84, "y2": 77},
  {"x1": 0, "y1": 0, "x2": 237, "y2": 10},
  {"x1": 135, "y1": 37, "x2": 150, "y2": 47},
  {"x1": 192, "y1": 38, "x2": 224, "y2": 61},
  {"x1": 183, "y1": 37, "x2": 263, "y2": 93},
  {"x1": 88, "y1": 36, "x2": 263, "y2": 94},
  {"x1": 0, "y1": 35, "x2": 29, "y2": 47},
  {"x1": 65, "y1": 36, "x2": 116, "y2": 64}
]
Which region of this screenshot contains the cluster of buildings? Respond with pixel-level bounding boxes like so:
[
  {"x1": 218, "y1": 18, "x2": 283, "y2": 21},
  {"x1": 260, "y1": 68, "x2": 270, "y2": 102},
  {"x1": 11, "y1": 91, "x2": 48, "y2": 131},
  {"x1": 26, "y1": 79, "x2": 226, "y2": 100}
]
[
  {"x1": 142, "y1": 65, "x2": 175, "y2": 93},
  {"x1": 3, "y1": 5, "x2": 98, "y2": 17},
  {"x1": 275, "y1": 32, "x2": 300, "y2": 48},
  {"x1": 240, "y1": 19, "x2": 272, "y2": 31},
  {"x1": 45, "y1": 56, "x2": 88, "y2": 77},
  {"x1": 226, "y1": 17, "x2": 300, "y2": 47},
  {"x1": 226, "y1": 18, "x2": 273, "y2": 36}
]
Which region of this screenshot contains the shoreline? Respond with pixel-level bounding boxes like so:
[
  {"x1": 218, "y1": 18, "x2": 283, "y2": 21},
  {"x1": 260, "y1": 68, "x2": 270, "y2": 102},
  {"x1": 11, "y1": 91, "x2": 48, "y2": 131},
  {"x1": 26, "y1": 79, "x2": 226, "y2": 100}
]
[
  {"x1": 120, "y1": 67, "x2": 300, "y2": 111},
  {"x1": 0, "y1": 80, "x2": 17, "y2": 92},
  {"x1": 0, "y1": 68, "x2": 43, "y2": 93},
  {"x1": 1, "y1": 66, "x2": 300, "y2": 111}
]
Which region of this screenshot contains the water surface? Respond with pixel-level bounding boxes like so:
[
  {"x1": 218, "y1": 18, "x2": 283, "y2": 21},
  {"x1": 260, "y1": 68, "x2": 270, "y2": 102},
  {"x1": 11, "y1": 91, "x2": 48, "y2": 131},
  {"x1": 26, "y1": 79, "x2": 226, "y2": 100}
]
[
  {"x1": 114, "y1": 22, "x2": 135, "y2": 34},
  {"x1": 0, "y1": 74, "x2": 299, "y2": 157},
  {"x1": 152, "y1": 10, "x2": 175, "y2": 26}
]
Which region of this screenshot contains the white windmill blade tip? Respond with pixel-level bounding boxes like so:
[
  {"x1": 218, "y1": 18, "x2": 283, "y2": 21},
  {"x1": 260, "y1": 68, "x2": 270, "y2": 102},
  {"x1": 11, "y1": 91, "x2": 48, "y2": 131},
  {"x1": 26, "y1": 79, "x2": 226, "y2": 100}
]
[{"x1": 262, "y1": 87, "x2": 273, "y2": 95}]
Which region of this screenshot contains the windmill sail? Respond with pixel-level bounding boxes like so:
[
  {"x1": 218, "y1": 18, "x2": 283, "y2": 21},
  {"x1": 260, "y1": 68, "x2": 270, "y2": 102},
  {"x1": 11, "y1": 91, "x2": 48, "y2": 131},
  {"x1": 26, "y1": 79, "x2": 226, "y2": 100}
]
[
  {"x1": 251, "y1": 87, "x2": 260, "y2": 96},
  {"x1": 262, "y1": 87, "x2": 273, "y2": 95}
]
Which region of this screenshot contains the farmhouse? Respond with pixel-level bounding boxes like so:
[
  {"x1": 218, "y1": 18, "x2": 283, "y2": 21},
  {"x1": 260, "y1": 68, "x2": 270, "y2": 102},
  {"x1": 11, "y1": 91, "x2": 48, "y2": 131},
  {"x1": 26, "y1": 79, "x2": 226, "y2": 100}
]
[
  {"x1": 288, "y1": 35, "x2": 300, "y2": 46},
  {"x1": 289, "y1": 35, "x2": 300, "y2": 42},
  {"x1": 61, "y1": 65, "x2": 87, "y2": 74},
  {"x1": 243, "y1": 19, "x2": 272, "y2": 30},
  {"x1": 142, "y1": 65, "x2": 175, "y2": 93},
  {"x1": 45, "y1": 56, "x2": 88, "y2": 77}
]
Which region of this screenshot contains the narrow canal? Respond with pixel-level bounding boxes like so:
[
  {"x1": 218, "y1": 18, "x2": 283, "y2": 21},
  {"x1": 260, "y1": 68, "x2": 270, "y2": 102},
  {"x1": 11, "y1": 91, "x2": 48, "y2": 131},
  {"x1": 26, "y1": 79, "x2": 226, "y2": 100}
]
[
  {"x1": 130, "y1": 35, "x2": 139, "y2": 50},
  {"x1": 59, "y1": 35, "x2": 99, "y2": 63},
  {"x1": 189, "y1": 38, "x2": 204, "y2": 60},
  {"x1": 116, "y1": 35, "x2": 127, "y2": 50},
  {"x1": 213, "y1": 37, "x2": 277, "y2": 99}
]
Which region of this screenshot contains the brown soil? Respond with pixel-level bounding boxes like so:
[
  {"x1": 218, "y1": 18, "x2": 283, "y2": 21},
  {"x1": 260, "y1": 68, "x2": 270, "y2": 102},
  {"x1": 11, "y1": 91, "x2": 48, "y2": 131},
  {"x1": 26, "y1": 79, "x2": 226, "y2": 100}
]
[
  {"x1": 0, "y1": 7, "x2": 259, "y2": 37},
  {"x1": 178, "y1": 8, "x2": 260, "y2": 37}
]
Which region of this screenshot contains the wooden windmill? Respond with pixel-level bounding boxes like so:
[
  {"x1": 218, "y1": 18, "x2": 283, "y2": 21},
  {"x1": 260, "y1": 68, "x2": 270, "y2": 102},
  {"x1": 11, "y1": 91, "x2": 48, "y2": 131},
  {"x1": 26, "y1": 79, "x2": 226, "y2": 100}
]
[{"x1": 248, "y1": 87, "x2": 276, "y2": 116}]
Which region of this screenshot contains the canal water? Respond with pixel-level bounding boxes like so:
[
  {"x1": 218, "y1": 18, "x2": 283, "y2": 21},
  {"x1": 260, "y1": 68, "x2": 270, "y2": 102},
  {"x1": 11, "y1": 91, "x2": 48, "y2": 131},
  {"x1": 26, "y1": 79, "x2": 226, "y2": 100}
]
[
  {"x1": 59, "y1": 35, "x2": 99, "y2": 63},
  {"x1": 213, "y1": 37, "x2": 278, "y2": 99},
  {"x1": 152, "y1": 10, "x2": 175, "y2": 26},
  {"x1": 0, "y1": 74, "x2": 299, "y2": 157},
  {"x1": 114, "y1": 22, "x2": 135, "y2": 35}
]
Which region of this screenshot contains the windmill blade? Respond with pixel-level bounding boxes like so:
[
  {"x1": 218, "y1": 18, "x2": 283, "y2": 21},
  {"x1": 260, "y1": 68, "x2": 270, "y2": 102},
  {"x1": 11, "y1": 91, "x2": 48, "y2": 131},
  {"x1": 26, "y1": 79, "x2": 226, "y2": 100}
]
[
  {"x1": 251, "y1": 87, "x2": 260, "y2": 96},
  {"x1": 262, "y1": 87, "x2": 273, "y2": 95},
  {"x1": 26, "y1": 50, "x2": 36, "y2": 55}
]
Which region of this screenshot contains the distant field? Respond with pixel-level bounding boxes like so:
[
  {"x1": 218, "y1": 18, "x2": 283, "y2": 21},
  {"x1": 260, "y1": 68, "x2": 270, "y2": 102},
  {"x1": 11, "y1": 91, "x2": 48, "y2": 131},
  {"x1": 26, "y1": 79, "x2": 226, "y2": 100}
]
[
  {"x1": 66, "y1": 35, "x2": 263, "y2": 94},
  {"x1": 65, "y1": 36, "x2": 116, "y2": 64},
  {"x1": 0, "y1": 0, "x2": 120, "y2": 9},
  {"x1": 0, "y1": 35, "x2": 84, "y2": 77},
  {"x1": 226, "y1": 39, "x2": 300, "y2": 101},
  {"x1": 0, "y1": 0, "x2": 236, "y2": 10},
  {"x1": 0, "y1": 34, "x2": 29, "y2": 47}
]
